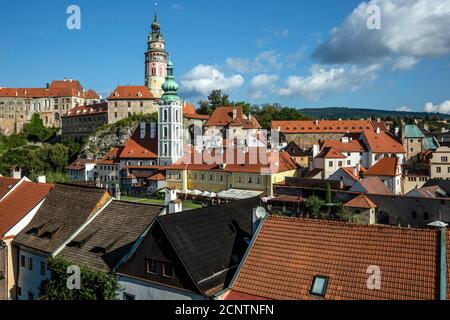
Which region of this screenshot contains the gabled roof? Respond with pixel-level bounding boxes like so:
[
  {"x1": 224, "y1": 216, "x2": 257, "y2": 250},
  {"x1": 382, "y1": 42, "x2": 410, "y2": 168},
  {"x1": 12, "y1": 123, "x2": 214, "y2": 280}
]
[
  {"x1": 0, "y1": 181, "x2": 54, "y2": 237},
  {"x1": 315, "y1": 147, "x2": 347, "y2": 159},
  {"x1": 169, "y1": 148, "x2": 298, "y2": 174},
  {"x1": 157, "y1": 197, "x2": 257, "y2": 295},
  {"x1": 183, "y1": 103, "x2": 210, "y2": 120},
  {"x1": 59, "y1": 201, "x2": 163, "y2": 272},
  {"x1": 205, "y1": 107, "x2": 261, "y2": 129},
  {"x1": 66, "y1": 158, "x2": 97, "y2": 171},
  {"x1": 272, "y1": 119, "x2": 382, "y2": 134},
  {"x1": 0, "y1": 177, "x2": 20, "y2": 200},
  {"x1": 364, "y1": 157, "x2": 400, "y2": 177},
  {"x1": 229, "y1": 216, "x2": 440, "y2": 300},
  {"x1": 403, "y1": 124, "x2": 426, "y2": 138},
  {"x1": 118, "y1": 123, "x2": 158, "y2": 159},
  {"x1": 285, "y1": 141, "x2": 310, "y2": 157},
  {"x1": 14, "y1": 184, "x2": 111, "y2": 254},
  {"x1": 423, "y1": 179, "x2": 450, "y2": 195},
  {"x1": 62, "y1": 102, "x2": 108, "y2": 118},
  {"x1": 108, "y1": 85, "x2": 155, "y2": 100},
  {"x1": 340, "y1": 166, "x2": 366, "y2": 181},
  {"x1": 406, "y1": 186, "x2": 448, "y2": 199},
  {"x1": 349, "y1": 176, "x2": 393, "y2": 195},
  {"x1": 320, "y1": 139, "x2": 366, "y2": 153},
  {"x1": 362, "y1": 130, "x2": 406, "y2": 154},
  {"x1": 344, "y1": 194, "x2": 378, "y2": 209},
  {"x1": 0, "y1": 80, "x2": 99, "y2": 99},
  {"x1": 97, "y1": 147, "x2": 120, "y2": 165}
]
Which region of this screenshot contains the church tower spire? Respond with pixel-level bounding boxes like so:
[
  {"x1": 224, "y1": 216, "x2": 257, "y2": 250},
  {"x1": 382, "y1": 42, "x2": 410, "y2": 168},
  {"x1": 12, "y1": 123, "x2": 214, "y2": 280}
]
[
  {"x1": 145, "y1": 4, "x2": 168, "y2": 98},
  {"x1": 158, "y1": 61, "x2": 183, "y2": 166}
]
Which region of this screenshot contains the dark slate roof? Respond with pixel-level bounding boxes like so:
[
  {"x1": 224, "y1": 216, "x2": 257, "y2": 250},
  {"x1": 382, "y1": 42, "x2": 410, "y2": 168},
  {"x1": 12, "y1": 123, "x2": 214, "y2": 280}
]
[
  {"x1": 58, "y1": 201, "x2": 164, "y2": 272},
  {"x1": 157, "y1": 197, "x2": 258, "y2": 295},
  {"x1": 423, "y1": 179, "x2": 450, "y2": 195},
  {"x1": 285, "y1": 142, "x2": 310, "y2": 157},
  {"x1": 14, "y1": 184, "x2": 110, "y2": 254}
]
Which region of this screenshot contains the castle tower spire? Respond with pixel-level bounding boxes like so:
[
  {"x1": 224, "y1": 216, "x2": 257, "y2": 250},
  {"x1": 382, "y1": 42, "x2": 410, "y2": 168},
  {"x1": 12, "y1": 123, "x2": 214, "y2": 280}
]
[{"x1": 145, "y1": 4, "x2": 168, "y2": 98}]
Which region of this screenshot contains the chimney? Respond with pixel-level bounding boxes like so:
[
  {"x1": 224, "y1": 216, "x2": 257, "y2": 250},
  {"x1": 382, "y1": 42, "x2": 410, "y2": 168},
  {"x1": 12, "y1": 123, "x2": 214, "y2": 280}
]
[
  {"x1": 394, "y1": 127, "x2": 400, "y2": 137},
  {"x1": 342, "y1": 136, "x2": 349, "y2": 144},
  {"x1": 376, "y1": 127, "x2": 381, "y2": 135},
  {"x1": 377, "y1": 118, "x2": 381, "y2": 123},
  {"x1": 427, "y1": 221, "x2": 447, "y2": 300},
  {"x1": 315, "y1": 120, "x2": 319, "y2": 126},
  {"x1": 37, "y1": 176, "x2": 46, "y2": 184},
  {"x1": 232, "y1": 107, "x2": 237, "y2": 119},
  {"x1": 312, "y1": 144, "x2": 320, "y2": 158},
  {"x1": 10, "y1": 166, "x2": 21, "y2": 179}
]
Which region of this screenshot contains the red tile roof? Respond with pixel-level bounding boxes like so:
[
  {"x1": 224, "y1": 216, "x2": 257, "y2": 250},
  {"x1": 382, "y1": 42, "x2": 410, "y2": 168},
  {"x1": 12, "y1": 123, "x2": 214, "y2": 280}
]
[
  {"x1": 364, "y1": 157, "x2": 400, "y2": 177},
  {"x1": 168, "y1": 148, "x2": 298, "y2": 174},
  {"x1": 118, "y1": 124, "x2": 158, "y2": 159},
  {"x1": 0, "y1": 177, "x2": 20, "y2": 200},
  {"x1": 362, "y1": 130, "x2": 406, "y2": 154},
  {"x1": 66, "y1": 159, "x2": 97, "y2": 171},
  {"x1": 320, "y1": 139, "x2": 366, "y2": 153},
  {"x1": 344, "y1": 194, "x2": 378, "y2": 209},
  {"x1": 108, "y1": 86, "x2": 155, "y2": 100},
  {"x1": 231, "y1": 216, "x2": 440, "y2": 300},
  {"x1": 147, "y1": 173, "x2": 166, "y2": 181},
  {"x1": 205, "y1": 107, "x2": 261, "y2": 129},
  {"x1": 272, "y1": 120, "x2": 379, "y2": 134},
  {"x1": 315, "y1": 147, "x2": 347, "y2": 159},
  {"x1": 97, "y1": 148, "x2": 121, "y2": 165},
  {"x1": 62, "y1": 102, "x2": 108, "y2": 118},
  {"x1": 350, "y1": 177, "x2": 394, "y2": 195},
  {"x1": 183, "y1": 103, "x2": 210, "y2": 120},
  {"x1": 0, "y1": 181, "x2": 54, "y2": 237},
  {"x1": 0, "y1": 80, "x2": 99, "y2": 99},
  {"x1": 341, "y1": 165, "x2": 366, "y2": 181}
]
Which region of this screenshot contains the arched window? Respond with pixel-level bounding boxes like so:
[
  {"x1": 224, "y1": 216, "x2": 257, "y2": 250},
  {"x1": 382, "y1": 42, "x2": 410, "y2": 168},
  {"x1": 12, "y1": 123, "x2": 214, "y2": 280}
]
[
  {"x1": 54, "y1": 113, "x2": 60, "y2": 121},
  {"x1": 176, "y1": 127, "x2": 180, "y2": 139},
  {"x1": 164, "y1": 144, "x2": 168, "y2": 156},
  {"x1": 164, "y1": 127, "x2": 168, "y2": 139},
  {"x1": 163, "y1": 110, "x2": 168, "y2": 122},
  {"x1": 176, "y1": 110, "x2": 180, "y2": 122}
]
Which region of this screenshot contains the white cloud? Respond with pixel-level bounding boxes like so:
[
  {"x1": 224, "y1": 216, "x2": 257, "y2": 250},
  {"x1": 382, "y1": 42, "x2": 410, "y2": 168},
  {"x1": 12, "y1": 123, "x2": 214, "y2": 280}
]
[
  {"x1": 249, "y1": 74, "x2": 279, "y2": 99},
  {"x1": 395, "y1": 106, "x2": 412, "y2": 112},
  {"x1": 226, "y1": 50, "x2": 282, "y2": 74},
  {"x1": 181, "y1": 65, "x2": 244, "y2": 97},
  {"x1": 277, "y1": 64, "x2": 381, "y2": 100},
  {"x1": 313, "y1": 0, "x2": 450, "y2": 69},
  {"x1": 250, "y1": 74, "x2": 279, "y2": 88},
  {"x1": 423, "y1": 100, "x2": 450, "y2": 114}
]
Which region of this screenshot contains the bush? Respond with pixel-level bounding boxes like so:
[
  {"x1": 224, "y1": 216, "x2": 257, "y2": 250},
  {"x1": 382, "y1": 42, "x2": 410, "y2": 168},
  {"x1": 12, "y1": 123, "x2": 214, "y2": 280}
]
[{"x1": 40, "y1": 257, "x2": 118, "y2": 300}]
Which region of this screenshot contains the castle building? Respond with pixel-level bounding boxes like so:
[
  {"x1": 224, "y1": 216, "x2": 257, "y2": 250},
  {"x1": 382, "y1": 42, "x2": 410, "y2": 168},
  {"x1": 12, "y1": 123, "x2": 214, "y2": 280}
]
[
  {"x1": 144, "y1": 12, "x2": 169, "y2": 99},
  {"x1": 158, "y1": 61, "x2": 183, "y2": 166}
]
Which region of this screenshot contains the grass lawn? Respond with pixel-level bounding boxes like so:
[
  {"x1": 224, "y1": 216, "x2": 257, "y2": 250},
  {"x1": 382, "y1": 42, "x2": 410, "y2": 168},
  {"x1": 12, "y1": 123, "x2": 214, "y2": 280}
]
[{"x1": 121, "y1": 196, "x2": 202, "y2": 210}]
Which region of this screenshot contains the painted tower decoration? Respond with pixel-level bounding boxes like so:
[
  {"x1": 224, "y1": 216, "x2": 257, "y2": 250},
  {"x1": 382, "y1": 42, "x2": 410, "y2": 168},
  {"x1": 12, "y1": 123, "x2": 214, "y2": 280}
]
[
  {"x1": 158, "y1": 61, "x2": 183, "y2": 166},
  {"x1": 144, "y1": 11, "x2": 168, "y2": 98}
]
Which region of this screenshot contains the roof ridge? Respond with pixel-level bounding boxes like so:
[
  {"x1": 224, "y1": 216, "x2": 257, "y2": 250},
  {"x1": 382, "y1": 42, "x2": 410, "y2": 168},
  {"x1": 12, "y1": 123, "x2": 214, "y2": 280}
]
[{"x1": 267, "y1": 215, "x2": 438, "y2": 233}]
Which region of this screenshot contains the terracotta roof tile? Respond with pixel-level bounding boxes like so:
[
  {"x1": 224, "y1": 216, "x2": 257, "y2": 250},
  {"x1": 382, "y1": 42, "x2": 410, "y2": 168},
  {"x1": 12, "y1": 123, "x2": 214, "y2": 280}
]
[
  {"x1": 315, "y1": 147, "x2": 347, "y2": 159},
  {"x1": 344, "y1": 194, "x2": 378, "y2": 209},
  {"x1": 362, "y1": 130, "x2": 406, "y2": 154},
  {"x1": 205, "y1": 107, "x2": 261, "y2": 129},
  {"x1": 118, "y1": 124, "x2": 158, "y2": 159},
  {"x1": 0, "y1": 177, "x2": 20, "y2": 200},
  {"x1": 231, "y1": 216, "x2": 440, "y2": 300},
  {"x1": 364, "y1": 158, "x2": 400, "y2": 177},
  {"x1": 321, "y1": 139, "x2": 366, "y2": 153},
  {"x1": 62, "y1": 102, "x2": 107, "y2": 118},
  {"x1": 108, "y1": 86, "x2": 155, "y2": 100},
  {"x1": 0, "y1": 181, "x2": 54, "y2": 237},
  {"x1": 272, "y1": 120, "x2": 379, "y2": 134}
]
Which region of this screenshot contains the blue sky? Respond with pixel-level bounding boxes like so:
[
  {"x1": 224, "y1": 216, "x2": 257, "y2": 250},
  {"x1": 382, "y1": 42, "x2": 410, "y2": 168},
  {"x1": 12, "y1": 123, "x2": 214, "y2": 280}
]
[{"x1": 0, "y1": 0, "x2": 449, "y2": 113}]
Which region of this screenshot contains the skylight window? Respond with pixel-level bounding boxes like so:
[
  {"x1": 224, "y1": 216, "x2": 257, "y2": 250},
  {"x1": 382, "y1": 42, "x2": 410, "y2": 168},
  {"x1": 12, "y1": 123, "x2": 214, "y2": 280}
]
[{"x1": 310, "y1": 275, "x2": 328, "y2": 297}]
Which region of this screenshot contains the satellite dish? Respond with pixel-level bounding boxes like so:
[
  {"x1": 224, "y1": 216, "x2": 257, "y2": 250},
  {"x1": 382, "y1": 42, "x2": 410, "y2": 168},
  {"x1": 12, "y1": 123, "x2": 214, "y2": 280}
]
[{"x1": 254, "y1": 207, "x2": 267, "y2": 219}]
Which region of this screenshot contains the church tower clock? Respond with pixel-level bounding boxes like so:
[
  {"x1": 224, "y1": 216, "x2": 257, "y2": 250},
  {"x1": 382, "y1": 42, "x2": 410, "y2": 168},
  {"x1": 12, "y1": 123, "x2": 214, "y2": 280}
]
[{"x1": 145, "y1": 11, "x2": 169, "y2": 98}]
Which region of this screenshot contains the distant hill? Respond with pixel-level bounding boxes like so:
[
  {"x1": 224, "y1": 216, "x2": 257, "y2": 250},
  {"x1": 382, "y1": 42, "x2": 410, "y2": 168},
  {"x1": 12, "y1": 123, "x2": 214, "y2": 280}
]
[{"x1": 299, "y1": 107, "x2": 450, "y2": 120}]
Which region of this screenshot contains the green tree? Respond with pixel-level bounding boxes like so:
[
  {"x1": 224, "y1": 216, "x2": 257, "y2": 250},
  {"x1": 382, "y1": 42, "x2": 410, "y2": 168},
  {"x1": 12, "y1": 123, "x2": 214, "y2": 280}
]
[
  {"x1": 252, "y1": 103, "x2": 306, "y2": 129},
  {"x1": 63, "y1": 140, "x2": 82, "y2": 163},
  {"x1": 304, "y1": 195, "x2": 325, "y2": 218},
  {"x1": 336, "y1": 205, "x2": 357, "y2": 223},
  {"x1": 197, "y1": 90, "x2": 231, "y2": 115},
  {"x1": 23, "y1": 114, "x2": 55, "y2": 142},
  {"x1": 40, "y1": 257, "x2": 118, "y2": 300}
]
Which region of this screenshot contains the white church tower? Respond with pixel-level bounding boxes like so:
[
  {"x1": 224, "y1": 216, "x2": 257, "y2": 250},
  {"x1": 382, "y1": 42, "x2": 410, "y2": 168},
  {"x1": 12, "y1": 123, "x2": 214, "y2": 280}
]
[{"x1": 158, "y1": 61, "x2": 183, "y2": 166}]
